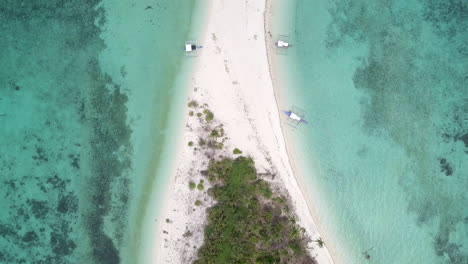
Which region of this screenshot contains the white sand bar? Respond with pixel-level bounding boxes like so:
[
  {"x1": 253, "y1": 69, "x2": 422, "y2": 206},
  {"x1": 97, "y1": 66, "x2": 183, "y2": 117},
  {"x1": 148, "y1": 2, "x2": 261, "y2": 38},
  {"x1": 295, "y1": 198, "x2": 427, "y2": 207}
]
[{"x1": 152, "y1": 0, "x2": 335, "y2": 263}]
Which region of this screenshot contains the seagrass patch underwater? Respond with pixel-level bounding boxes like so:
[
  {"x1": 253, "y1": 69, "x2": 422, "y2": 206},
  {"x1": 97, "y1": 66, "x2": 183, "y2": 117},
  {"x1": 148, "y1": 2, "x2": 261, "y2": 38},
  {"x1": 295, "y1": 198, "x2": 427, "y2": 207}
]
[
  {"x1": 0, "y1": 0, "x2": 197, "y2": 263},
  {"x1": 0, "y1": 2, "x2": 126, "y2": 262}
]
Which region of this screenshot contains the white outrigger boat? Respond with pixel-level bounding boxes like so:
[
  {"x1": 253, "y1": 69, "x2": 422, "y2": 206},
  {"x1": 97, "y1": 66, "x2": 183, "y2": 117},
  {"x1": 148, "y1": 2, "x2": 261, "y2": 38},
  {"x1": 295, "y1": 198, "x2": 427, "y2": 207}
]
[
  {"x1": 185, "y1": 44, "x2": 202, "y2": 52},
  {"x1": 276, "y1": 40, "x2": 291, "y2": 48},
  {"x1": 185, "y1": 41, "x2": 203, "y2": 56},
  {"x1": 282, "y1": 110, "x2": 308, "y2": 124}
]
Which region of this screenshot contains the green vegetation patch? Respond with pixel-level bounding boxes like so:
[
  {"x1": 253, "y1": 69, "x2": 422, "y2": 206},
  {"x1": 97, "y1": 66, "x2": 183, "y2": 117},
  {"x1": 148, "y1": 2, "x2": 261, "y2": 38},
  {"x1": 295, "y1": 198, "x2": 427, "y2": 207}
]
[
  {"x1": 204, "y1": 110, "x2": 214, "y2": 122},
  {"x1": 210, "y1": 129, "x2": 219, "y2": 138},
  {"x1": 188, "y1": 141, "x2": 194, "y2": 147},
  {"x1": 207, "y1": 140, "x2": 223, "y2": 150},
  {"x1": 195, "y1": 157, "x2": 315, "y2": 264},
  {"x1": 189, "y1": 182, "x2": 196, "y2": 190},
  {"x1": 197, "y1": 180, "x2": 204, "y2": 191},
  {"x1": 195, "y1": 200, "x2": 202, "y2": 206},
  {"x1": 233, "y1": 148, "x2": 242, "y2": 155},
  {"x1": 188, "y1": 100, "x2": 199, "y2": 108}
]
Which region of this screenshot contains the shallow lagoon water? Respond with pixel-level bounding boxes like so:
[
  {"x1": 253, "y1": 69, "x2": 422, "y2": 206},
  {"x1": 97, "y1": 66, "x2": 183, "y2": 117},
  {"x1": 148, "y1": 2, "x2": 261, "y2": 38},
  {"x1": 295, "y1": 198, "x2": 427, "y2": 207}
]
[
  {"x1": 280, "y1": 0, "x2": 467, "y2": 263},
  {"x1": 0, "y1": 1, "x2": 199, "y2": 263}
]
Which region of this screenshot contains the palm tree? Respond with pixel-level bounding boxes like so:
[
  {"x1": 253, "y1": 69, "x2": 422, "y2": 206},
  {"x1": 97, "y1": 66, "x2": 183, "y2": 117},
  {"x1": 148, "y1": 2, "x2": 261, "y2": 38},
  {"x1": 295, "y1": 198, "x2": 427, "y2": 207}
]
[{"x1": 315, "y1": 237, "x2": 324, "y2": 248}]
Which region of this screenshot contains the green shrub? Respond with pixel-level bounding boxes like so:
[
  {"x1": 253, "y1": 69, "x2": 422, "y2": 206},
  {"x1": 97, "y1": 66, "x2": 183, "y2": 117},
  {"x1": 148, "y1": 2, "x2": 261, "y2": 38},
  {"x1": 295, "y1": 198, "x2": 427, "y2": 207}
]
[
  {"x1": 188, "y1": 141, "x2": 194, "y2": 147},
  {"x1": 205, "y1": 110, "x2": 214, "y2": 122},
  {"x1": 272, "y1": 196, "x2": 285, "y2": 204},
  {"x1": 197, "y1": 182, "x2": 204, "y2": 190},
  {"x1": 189, "y1": 111, "x2": 194, "y2": 116},
  {"x1": 196, "y1": 113, "x2": 202, "y2": 117},
  {"x1": 188, "y1": 100, "x2": 198, "y2": 108},
  {"x1": 189, "y1": 182, "x2": 196, "y2": 190},
  {"x1": 210, "y1": 129, "x2": 219, "y2": 138},
  {"x1": 233, "y1": 148, "x2": 242, "y2": 154},
  {"x1": 195, "y1": 200, "x2": 202, "y2": 206}
]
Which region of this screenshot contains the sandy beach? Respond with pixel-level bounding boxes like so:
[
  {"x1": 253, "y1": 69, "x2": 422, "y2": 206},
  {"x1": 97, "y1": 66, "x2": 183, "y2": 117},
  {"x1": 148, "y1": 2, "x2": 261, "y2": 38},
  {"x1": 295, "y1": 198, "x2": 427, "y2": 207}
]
[{"x1": 152, "y1": 0, "x2": 334, "y2": 263}]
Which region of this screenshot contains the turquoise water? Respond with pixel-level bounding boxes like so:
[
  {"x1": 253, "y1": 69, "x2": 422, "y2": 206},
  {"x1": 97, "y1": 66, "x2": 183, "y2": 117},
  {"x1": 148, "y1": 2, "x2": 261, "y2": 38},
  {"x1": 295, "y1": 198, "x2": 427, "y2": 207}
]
[
  {"x1": 280, "y1": 0, "x2": 467, "y2": 263},
  {"x1": 0, "y1": 1, "x2": 199, "y2": 263}
]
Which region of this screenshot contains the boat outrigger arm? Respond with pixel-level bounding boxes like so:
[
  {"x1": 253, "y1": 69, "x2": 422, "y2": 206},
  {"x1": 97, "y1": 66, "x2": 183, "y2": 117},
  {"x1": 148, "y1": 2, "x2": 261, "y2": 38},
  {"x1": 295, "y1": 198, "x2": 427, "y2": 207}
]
[{"x1": 283, "y1": 110, "x2": 308, "y2": 124}]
